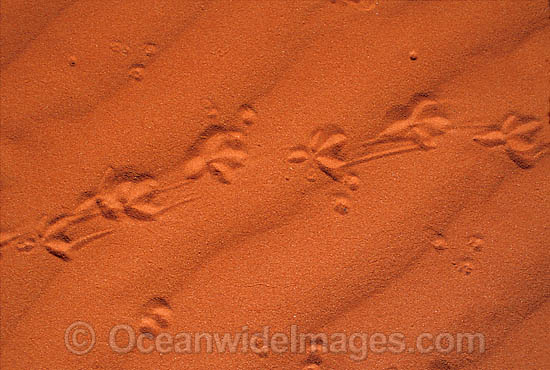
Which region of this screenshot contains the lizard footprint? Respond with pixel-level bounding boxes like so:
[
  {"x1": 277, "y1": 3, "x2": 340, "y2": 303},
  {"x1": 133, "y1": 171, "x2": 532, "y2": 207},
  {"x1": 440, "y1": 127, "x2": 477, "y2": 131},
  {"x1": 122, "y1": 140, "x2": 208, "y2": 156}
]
[{"x1": 182, "y1": 129, "x2": 248, "y2": 184}]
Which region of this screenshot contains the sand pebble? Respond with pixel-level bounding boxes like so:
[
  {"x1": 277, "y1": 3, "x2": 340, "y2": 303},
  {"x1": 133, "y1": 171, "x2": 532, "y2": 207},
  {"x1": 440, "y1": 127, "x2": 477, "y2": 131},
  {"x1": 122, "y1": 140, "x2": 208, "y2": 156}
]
[{"x1": 68, "y1": 56, "x2": 77, "y2": 67}]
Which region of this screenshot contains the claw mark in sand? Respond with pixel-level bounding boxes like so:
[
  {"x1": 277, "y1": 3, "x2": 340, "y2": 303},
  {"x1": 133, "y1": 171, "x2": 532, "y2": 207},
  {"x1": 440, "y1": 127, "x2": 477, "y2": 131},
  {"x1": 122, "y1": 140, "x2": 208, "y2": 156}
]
[{"x1": 139, "y1": 297, "x2": 173, "y2": 337}]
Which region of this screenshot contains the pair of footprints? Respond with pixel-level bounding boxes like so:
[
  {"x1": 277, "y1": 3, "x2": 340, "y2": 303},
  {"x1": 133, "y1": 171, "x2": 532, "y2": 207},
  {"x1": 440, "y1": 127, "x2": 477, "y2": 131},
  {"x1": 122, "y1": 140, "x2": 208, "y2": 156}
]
[
  {"x1": 431, "y1": 234, "x2": 485, "y2": 276},
  {"x1": 0, "y1": 168, "x2": 195, "y2": 261},
  {"x1": 288, "y1": 100, "x2": 452, "y2": 214},
  {"x1": 288, "y1": 100, "x2": 548, "y2": 214}
]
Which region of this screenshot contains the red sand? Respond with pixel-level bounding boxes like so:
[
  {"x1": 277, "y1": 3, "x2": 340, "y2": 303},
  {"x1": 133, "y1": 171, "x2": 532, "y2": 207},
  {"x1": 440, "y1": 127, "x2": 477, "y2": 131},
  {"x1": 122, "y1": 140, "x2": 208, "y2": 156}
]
[{"x1": 1, "y1": 1, "x2": 549, "y2": 369}]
